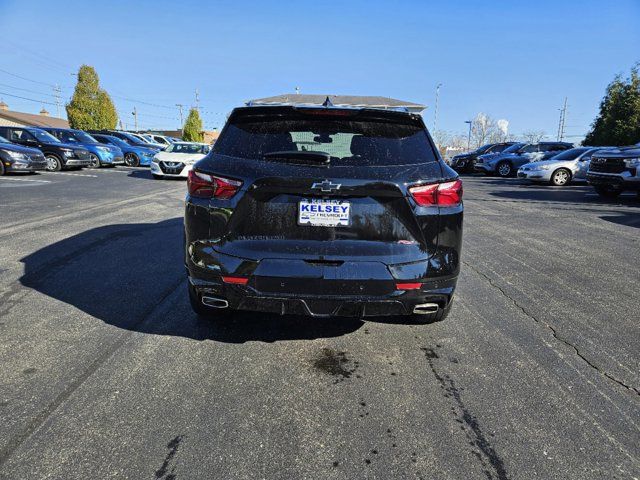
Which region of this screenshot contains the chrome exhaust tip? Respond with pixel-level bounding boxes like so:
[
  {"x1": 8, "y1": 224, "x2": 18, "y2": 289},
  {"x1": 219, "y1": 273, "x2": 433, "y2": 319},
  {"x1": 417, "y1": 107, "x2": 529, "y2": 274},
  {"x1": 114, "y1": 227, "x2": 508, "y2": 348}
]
[
  {"x1": 201, "y1": 296, "x2": 229, "y2": 309},
  {"x1": 413, "y1": 303, "x2": 440, "y2": 315}
]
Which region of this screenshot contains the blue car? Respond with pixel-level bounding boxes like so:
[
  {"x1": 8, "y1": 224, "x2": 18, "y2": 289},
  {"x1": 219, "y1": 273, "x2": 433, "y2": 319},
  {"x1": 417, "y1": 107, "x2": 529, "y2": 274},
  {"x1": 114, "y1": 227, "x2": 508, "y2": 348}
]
[
  {"x1": 42, "y1": 128, "x2": 124, "y2": 168},
  {"x1": 91, "y1": 134, "x2": 157, "y2": 167}
]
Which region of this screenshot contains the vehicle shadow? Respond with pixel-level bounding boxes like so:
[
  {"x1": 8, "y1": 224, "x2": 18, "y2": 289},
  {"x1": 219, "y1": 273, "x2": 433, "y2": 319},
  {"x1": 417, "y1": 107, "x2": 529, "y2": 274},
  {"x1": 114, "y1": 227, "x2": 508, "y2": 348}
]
[
  {"x1": 19, "y1": 218, "x2": 363, "y2": 343},
  {"x1": 467, "y1": 176, "x2": 640, "y2": 207},
  {"x1": 600, "y1": 213, "x2": 640, "y2": 229}
]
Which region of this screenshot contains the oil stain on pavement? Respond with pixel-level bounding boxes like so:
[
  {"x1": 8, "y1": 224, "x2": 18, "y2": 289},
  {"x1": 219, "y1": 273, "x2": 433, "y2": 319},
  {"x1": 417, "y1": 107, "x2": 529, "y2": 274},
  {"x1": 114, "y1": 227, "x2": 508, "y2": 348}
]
[{"x1": 312, "y1": 347, "x2": 359, "y2": 383}]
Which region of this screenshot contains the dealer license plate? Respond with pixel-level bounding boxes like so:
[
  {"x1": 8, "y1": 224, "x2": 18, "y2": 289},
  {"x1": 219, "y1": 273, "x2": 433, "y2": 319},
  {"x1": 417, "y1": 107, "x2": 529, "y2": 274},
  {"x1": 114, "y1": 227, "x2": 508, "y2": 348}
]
[{"x1": 298, "y1": 199, "x2": 350, "y2": 227}]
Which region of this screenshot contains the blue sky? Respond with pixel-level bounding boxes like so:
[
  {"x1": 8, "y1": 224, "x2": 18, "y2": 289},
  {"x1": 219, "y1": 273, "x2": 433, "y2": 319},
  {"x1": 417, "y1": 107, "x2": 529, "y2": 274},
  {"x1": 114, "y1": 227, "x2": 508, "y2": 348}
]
[{"x1": 0, "y1": 0, "x2": 638, "y2": 140}]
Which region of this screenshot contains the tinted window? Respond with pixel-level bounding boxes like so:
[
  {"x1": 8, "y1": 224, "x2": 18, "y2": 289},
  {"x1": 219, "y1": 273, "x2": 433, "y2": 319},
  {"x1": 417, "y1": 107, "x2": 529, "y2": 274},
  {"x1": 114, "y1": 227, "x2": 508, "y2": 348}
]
[
  {"x1": 519, "y1": 144, "x2": 538, "y2": 153},
  {"x1": 29, "y1": 129, "x2": 60, "y2": 143},
  {"x1": 550, "y1": 147, "x2": 589, "y2": 160},
  {"x1": 167, "y1": 143, "x2": 210, "y2": 154},
  {"x1": 502, "y1": 143, "x2": 525, "y2": 154},
  {"x1": 489, "y1": 144, "x2": 511, "y2": 153},
  {"x1": 9, "y1": 129, "x2": 35, "y2": 142},
  {"x1": 214, "y1": 115, "x2": 437, "y2": 166}
]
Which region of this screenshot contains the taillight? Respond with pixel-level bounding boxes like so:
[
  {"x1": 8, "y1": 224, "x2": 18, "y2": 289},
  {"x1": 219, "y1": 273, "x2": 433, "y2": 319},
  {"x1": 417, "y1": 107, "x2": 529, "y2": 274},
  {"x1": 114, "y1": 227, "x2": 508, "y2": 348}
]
[
  {"x1": 409, "y1": 179, "x2": 463, "y2": 206},
  {"x1": 187, "y1": 170, "x2": 242, "y2": 199}
]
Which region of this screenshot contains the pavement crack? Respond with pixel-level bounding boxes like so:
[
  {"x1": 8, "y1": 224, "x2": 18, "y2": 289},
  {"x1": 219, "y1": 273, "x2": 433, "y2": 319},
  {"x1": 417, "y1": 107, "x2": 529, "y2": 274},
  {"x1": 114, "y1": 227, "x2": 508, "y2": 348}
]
[{"x1": 463, "y1": 260, "x2": 640, "y2": 397}]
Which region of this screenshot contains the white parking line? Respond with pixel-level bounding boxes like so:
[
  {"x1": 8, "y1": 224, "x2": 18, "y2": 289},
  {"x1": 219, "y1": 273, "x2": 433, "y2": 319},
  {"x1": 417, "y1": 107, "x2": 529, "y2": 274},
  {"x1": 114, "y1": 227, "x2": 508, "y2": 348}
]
[
  {"x1": 0, "y1": 177, "x2": 51, "y2": 183},
  {"x1": 42, "y1": 172, "x2": 98, "y2": 178}
]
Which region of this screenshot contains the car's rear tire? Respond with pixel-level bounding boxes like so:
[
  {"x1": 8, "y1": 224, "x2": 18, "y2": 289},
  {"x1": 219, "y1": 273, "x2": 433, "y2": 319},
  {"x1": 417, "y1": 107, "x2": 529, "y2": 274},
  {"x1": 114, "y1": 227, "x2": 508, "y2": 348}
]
[
  {"x1": 594, "y1": 185, "x2": 623, "y2": 198},
  {"x1": 0, "y1": 161, "x2": 5, "y2": 176},
  {"x1": 45, "y1": 154, "x2": 62, "y2": 172},
  {"x1": 188, "y1": 282, "x2": 232, "y2": 319},
  {"x1": 124, "y1": 153, "x2": 139, "y2": 167},
  {"x1": 88, "y1": 153, "x2": 101, "y2": 169},
  {"x1": 550, "y1": 168, "x2": 571, "y2": 186},
  {"x1": 496, "y1": 161, "x2": 513, "y2": 178}
]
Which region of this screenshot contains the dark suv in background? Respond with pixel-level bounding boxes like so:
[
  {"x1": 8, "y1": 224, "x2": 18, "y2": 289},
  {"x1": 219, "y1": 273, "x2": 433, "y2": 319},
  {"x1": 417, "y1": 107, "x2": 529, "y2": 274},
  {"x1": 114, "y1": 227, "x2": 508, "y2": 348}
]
[
  {"x1": 475, "y1": 141, "x2": 573, "y2": 177},
  {"x1": 450, "y1": 142, "x2": 517, "y2": 173},
  {"x1": 0, "y1": 126, "x2": 91, "y2": 171},
  {"x1": 587, "y1": 143, "x2": 640, "y2": 198},
  {"x1": 184, "y1": 100, "x2": 463, "y2": 324}
]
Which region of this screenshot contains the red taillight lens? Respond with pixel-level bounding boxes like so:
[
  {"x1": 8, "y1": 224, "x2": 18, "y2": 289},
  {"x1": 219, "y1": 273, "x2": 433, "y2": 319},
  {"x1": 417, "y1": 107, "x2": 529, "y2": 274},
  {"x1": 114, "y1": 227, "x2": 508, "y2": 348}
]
[
  {"x1": 395, "y1": 282, "x2": 422, "y2": 290},
  {"x1": 187, "y1": 170, "x2": 242, "y2": 199},
  {"x1": 409, "y1": 179, "x2": 463, "y2": 206}
]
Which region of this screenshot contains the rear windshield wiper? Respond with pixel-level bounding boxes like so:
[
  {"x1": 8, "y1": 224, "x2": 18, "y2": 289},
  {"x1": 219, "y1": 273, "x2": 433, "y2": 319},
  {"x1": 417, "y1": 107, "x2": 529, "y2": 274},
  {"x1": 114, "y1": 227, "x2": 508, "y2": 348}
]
[{"x1": 263, "y1": 150, "x2": 330, "y2": 166}]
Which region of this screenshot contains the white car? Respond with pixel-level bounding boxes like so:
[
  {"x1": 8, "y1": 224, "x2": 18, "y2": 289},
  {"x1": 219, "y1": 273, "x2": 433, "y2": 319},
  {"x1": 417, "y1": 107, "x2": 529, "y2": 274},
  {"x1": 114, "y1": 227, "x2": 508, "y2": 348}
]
[
  {"x1": 143, "y1": 134, "x2": 179, "y2": 147},
  {"x1": 150, "y1": 142, "x2": 211, "y2": 179},
  {"x1": 517, "y1": 147, "x2": 613, "y2": 186}
]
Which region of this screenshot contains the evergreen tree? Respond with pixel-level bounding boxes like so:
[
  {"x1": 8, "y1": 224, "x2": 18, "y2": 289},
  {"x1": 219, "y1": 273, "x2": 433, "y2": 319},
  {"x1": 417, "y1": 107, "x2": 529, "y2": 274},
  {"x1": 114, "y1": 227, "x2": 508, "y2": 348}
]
[
  {"x1": 584, "y1": 64, "x2": 640, "y2": 146},
  {"x1": 182, "y1": 108, "x2": 204, "y2": 142},
  {"x1": 66, "y1": 65, "x2": 118, "y2": 130}
]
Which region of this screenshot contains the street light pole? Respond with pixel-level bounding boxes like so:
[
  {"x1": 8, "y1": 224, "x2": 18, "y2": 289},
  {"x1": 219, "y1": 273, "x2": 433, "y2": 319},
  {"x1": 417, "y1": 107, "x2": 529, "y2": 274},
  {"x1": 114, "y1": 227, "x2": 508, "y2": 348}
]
[
  {"x1": 465, "y1": 120, "x2": 472, "y2": 151},
  {"x1": 433, "y1": 83, "x2": 442, "y2": 132}
]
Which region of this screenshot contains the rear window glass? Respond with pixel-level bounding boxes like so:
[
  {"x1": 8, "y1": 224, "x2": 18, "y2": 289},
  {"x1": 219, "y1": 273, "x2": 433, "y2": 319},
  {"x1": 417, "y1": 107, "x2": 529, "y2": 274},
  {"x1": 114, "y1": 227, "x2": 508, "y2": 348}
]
[{"x1": 213, "y1": 115, "x2": 437, "y2": 166}]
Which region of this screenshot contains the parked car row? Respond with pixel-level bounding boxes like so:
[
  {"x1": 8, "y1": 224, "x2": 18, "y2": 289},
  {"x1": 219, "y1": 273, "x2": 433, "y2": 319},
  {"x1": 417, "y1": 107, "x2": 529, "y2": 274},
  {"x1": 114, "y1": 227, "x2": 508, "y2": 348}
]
[
  {"x1": 449, "y1": 140, "x2": 640, "y2": 198},
  {"x1": 0, "y1": 125, "x2": 210, "y2": 175}
]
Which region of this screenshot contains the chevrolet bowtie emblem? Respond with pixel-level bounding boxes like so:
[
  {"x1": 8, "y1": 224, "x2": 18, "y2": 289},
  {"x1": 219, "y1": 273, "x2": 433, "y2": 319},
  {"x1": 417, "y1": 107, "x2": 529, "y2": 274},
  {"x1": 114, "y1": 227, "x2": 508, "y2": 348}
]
[{"x1": 311, "y1": 180, "x2": 341, "y2": 192}]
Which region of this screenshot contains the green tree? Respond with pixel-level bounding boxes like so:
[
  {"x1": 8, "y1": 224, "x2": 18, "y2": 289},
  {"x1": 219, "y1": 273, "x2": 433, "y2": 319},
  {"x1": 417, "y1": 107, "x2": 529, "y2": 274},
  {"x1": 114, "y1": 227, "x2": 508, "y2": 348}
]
[
  {"x1": 584, "y1": 64, "x2": 640, "y2": 146},
  {"x1": 182, "y1": 108, "x2": 204, "y2": 142},
  {"x1": 66, "y1": 65, "x2": 118, "y2": 130}
]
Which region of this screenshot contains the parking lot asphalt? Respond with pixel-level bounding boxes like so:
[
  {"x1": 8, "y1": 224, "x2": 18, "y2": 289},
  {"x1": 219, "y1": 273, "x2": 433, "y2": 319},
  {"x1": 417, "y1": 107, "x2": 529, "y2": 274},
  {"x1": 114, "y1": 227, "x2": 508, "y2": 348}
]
[{"x1": 0, "y1": 169, "x2": 638, "y2": 480}]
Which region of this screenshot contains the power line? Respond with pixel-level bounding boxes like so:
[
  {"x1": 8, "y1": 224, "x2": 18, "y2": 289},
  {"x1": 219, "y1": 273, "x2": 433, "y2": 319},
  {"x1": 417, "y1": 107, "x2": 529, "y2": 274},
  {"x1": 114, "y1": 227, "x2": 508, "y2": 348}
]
[
  {"x1": 0, "y1": 90, "x2": 58, "y2": 107},
  {"x1": 0, "y1": 67, "x2": 63, "y2": 88},
  {"x1": 0, "y1": 82, "x2": 60, "y2": 98}
]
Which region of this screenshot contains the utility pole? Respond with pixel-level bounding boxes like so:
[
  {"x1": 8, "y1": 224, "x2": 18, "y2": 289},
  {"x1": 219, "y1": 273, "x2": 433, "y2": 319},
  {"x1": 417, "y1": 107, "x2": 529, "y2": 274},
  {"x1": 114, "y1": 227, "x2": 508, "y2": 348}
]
[
  {"x1": 433, "y1": 83, "x2": 442, "y2": 132},
  {"x1": 132, "y1": 107, "x2": 138, "y2": 131},
  {"x1": 194, "y1": 89, "x2": 200, "y2": 111},
  {"x1": 557, "y1": 97, "x2": 568, "y2": 141},
  {"x1": 53, "y1": 84, "x2": 62, "y2": 118},
  {"x1": 465, "y1": 120, "x2": 472, "y2": 151},
  {"x1": 176, "y1": 103, "x2": 185, "y2": 128}
]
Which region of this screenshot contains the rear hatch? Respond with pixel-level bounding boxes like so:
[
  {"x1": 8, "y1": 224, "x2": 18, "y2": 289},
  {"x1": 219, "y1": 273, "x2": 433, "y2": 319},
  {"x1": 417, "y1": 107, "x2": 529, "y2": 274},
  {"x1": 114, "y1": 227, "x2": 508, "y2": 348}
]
[{"x1": 196, "y1": 107, "x2": 447, "y2": 295}]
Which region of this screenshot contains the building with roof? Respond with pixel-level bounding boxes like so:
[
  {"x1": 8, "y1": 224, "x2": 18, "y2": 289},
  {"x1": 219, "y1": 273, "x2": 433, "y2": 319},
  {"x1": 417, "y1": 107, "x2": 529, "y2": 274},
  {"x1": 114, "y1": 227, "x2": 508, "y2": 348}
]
[
  {"x1": 0, "y1": 101, "x2": 70, "y2": 128},
  {"x1": 246, "y1": 94, "x2": 426, "y2": 113}
]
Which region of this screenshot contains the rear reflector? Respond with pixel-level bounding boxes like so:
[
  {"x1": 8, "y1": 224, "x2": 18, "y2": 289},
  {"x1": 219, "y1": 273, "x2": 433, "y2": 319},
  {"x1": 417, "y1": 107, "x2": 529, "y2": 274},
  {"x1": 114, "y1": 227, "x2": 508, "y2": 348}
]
[
  {"x1": 395, "y1": 282, "x2": 422, "y2": 290},
  {"x1": 409, "y1": 179, "x2": 463, "y2": 206},
  {"x1": 222, "y1": 276, "x2": 249, "y2": 285}
]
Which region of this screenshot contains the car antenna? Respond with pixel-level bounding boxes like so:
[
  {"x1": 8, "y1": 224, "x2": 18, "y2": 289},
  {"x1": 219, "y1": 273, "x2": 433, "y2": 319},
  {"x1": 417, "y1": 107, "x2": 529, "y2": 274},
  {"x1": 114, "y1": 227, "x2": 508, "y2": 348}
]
[{"x1": 322, "y1": 96, "x2": 334, "y2": 108}]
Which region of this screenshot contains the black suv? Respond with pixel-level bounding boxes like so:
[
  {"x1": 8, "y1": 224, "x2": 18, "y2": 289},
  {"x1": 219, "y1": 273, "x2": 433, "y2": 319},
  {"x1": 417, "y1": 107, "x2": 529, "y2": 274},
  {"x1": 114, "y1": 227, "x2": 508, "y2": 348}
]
[
  {"x1": 450, "y1": 142, "x2": 517, "y2": 173},
  {"x1": 0, "y1": 126, "x2": 91, "y2": 171},
  {"x1": 184, "y1": 103, "x2": 463, "y2": 323},
  {"x1": 587, "y1": 144, "x2": 640, "y2": 198}
]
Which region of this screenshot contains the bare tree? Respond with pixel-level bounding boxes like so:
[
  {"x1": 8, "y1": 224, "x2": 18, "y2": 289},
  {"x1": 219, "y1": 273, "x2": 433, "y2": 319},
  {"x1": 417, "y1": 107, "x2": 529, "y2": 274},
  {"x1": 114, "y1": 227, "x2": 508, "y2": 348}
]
[
  {"x1": 470, "y1": 113, "x2": 509, "y2": 148},
  {"x1": 520, "y1": 130, "x2": 547, "y2": 143}
]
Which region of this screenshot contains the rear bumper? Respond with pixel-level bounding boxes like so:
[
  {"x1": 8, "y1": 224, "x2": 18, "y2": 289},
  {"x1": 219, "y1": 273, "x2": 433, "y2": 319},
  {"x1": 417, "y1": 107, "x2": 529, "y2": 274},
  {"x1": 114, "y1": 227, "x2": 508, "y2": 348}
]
[{"x1": 188, "y1": 275, "x2": 456, "y2": 317}]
